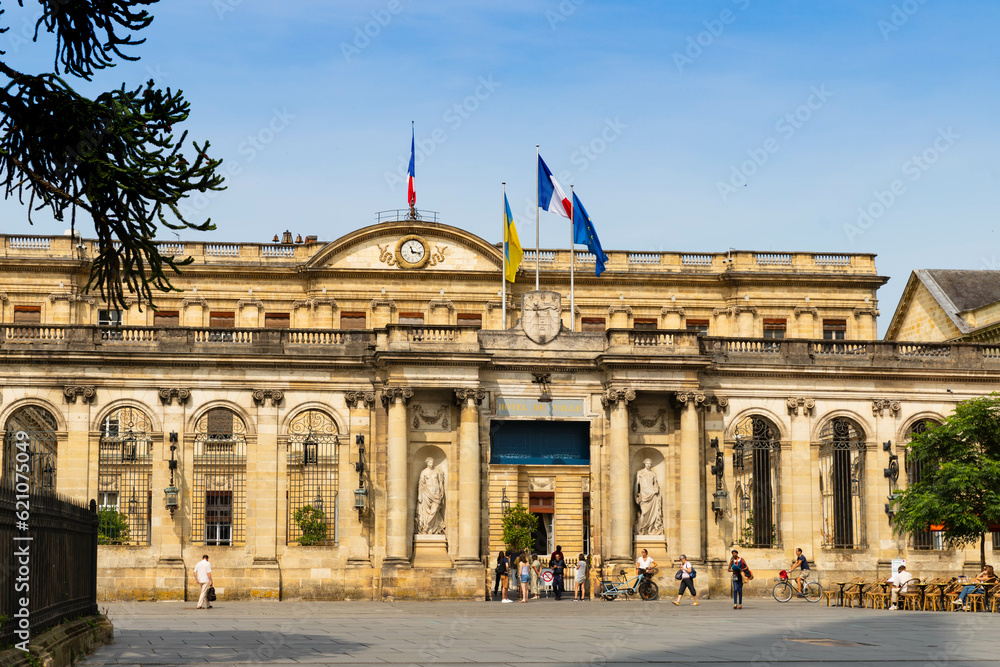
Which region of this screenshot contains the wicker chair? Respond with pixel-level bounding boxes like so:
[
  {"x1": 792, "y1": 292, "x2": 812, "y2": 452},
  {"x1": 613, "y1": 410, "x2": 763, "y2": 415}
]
[
  {"x1": 943, "y1": 580, "x2": 964, "y2": 610},
  {"x1": 867, "y1": 581, "x2": 890, "y2": 610},
  {"x1": 843, "y1": 578, "x2": 867, "y2": 608},
  {"x1": 899, "y1": 578, "x2": 923, "y2": 611},
  {"x1": 920, "y1": 579, "x2": 944, "y2": 612}
]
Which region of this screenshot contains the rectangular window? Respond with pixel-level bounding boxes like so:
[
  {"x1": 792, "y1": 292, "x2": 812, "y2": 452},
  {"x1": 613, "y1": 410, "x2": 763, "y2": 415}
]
[
  {"x1": 398, "y1": 312, "x2": 425, "y2": 326},
  {"x1": 210, "y1": 311, "x2": 235, "y2": 328},
  {"x1": 205, "y1": 491, "x2": 233, "y2": 546},
  {"x1": 581, "y1": 317, "x2": 605, "y2": 333},
  {"x1": 264, "y1": 313, "x2": 290, "y2": 328},
  {"x1": 763, "y1": 319, "x2": 786, "y2": 339},
  {"x1": 685, "y1": 319, "x2": 709, "y2": 334},
  {"x1": 823, "y1": 319, "x2": 847, "y2": 340},
  {"x1": 340, "y1": 312, "x2": 367, "y2": 329},
  {"x1": 98, "y1": 491, "x2": 119, "y2": 510},
  {"x1": 529, "y1": 492, "x2": 554, "y2": 514},
  {"x1": 633, "y1": 318, "x2": 658, "y2": 331},
  {"x1": 13, "y1": 306, "x2": 41, "y2": 324},
  {"x1": 98, "y1": 309, "x2": 122, "y2": 326},
  {"x1": 154, "y1": 311, "x2": 179, "y2": 327},
  {"x1": 457, "y1": 313, "x2": 482, "y2": 328}
]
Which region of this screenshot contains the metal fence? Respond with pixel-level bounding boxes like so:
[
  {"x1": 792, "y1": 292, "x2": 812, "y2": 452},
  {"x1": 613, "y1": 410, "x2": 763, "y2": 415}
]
[{"x1": 0, "y1": 485, "x2": 98, "y2": 645}]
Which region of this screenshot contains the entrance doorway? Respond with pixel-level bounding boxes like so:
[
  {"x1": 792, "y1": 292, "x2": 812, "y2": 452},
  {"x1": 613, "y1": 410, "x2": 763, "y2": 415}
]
[{"x1": 531, "y1": 513, "x2": 553, "y2": 556}]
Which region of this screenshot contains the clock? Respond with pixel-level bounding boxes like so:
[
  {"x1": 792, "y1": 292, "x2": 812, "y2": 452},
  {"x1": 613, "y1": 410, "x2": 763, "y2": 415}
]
[{"x1": 394, "y1": 235, "x2": 429, "y2": 269}]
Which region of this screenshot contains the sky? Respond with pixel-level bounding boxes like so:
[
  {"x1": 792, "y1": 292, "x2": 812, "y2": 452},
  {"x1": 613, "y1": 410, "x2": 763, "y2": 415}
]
[{"x1": 1, "y1": 0, "x2": 998, "y2": 322}]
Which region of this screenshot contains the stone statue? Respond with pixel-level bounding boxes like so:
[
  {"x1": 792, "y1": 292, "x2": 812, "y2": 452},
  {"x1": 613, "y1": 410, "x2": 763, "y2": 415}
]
[
  {"x1": 415, "y1": 457, "x2": 445, "y2": 534},
  {"x1": 634, "y1": 458, "x2": 663, "y2": 535}
]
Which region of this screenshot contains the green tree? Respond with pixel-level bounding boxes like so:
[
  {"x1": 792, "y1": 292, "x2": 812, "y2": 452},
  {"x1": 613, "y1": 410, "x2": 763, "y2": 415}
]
[
  {"x1": 97, "y1": 507, "x2": 130, "y2": 545},
  {"x1": 500, "y1": 503, "x2": 537, "y2": 554},
  {"x1": 292, "y1": 505, "x2": 327, "y2": 546},
  {"x1": 892, "y1": 393, "x2": 1000, "y2": 570},
  {"x1": 0, "y1": 0, "x2": 224, "y2": 310}
]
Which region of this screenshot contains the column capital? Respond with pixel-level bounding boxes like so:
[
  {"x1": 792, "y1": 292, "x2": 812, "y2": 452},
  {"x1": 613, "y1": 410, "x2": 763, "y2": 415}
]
[
  {"x1": 601, "y1": 387, "x2": 636, "y2": 409},
  {"x1": 786, "y1": 397, "x2": 815, "y2": 416},
  {"x1": 64, "y1": 385, "x2": 96, "y2": 404},
  {"x1": 381, "y1": 386, "x2": 413, "y2": 407},
  {"x1": 158, "y1": 388, "x2": 191, "y2": 406},
  {"x1": 454, "y1": 388, "x2": 486, "y2": 406},
  {"x1": 345, "y1": 390, "x2": 376, "y2": 409},
  {"x1": 674, "y1": 391, "x2": 705, "y2": 409},
  {"x1": 871, "y1": 398, "x2": 901, "y2": 417},
  {"x1": 700, "y1": 394, "x2": 728, "y2": 413},
  {"x1": 853, "y1": 307, "x2": 880, "y2": 318},
  {"x1": 252, "y1": 388, "x2": 284, "y2": 407}
]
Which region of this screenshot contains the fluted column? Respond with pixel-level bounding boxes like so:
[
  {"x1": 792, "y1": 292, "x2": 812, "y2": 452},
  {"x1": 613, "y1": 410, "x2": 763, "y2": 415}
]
[
  {"x1": 676, "y1": 391, "x2": 705, "y2": 560},
  {"x1": 602, "y1": 387, "x2": 635, "y2": 562},
  {"x1": 383, "y1": 386, "x2": 413, "y2": 562},
  {"x1": 455, "y1": 388, "x2": 486, "y2": 564}
]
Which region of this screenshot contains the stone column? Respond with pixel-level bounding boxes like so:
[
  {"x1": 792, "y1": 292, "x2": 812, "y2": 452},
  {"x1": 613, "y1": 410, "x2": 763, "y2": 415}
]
[
  {"x1": 676, "y1": 391, "x2": 704, "y2": 561},
  {"x1": 155, "y1": 388, "x2": 189, "y2": 598},
  {"x1": 871, "y1": 399, "x2": 901, "y2": 556},
  {"x1": 383, "y1": 386, "x2": 412, "y2": 563},
  {"x1": 455, "y1": 388, "x2": 485, "y2": 565},
  {"x1": 785, "y1": 398, "x2": 815, "y2": 554},
  {"x1": 602, "y1": 387, "x2": 635, "y2": 562},
  {"x1": 60, "y1": 386, "x2": 95, "y2": 501},
  {"x1": 344, "y1": 391, "x2": 376, "y2": 565}
]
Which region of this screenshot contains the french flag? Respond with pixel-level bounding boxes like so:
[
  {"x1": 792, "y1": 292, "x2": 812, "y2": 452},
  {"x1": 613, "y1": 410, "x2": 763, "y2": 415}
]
[
  {"x1": 407, "y1": 126, "x2": 416, "y2": 208},
  {"x1": 538, "y1": 155, "x2": 572, "y2": 218}
]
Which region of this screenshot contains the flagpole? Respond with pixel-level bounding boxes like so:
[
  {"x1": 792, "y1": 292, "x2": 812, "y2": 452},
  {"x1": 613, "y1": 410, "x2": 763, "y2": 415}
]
[
  {"x1": 569, "y1": 185, "x2": 575, "y2": 333},
  {"x1": 502, "y1": 182, "x2": 507, "y2": 330},
  {"x1": 535, "y1": 144, "x2": 540, "y2": 291}
]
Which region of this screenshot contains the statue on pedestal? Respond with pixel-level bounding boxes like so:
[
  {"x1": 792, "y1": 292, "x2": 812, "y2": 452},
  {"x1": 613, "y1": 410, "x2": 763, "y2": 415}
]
[
  {"x1": 415, "y1": 457, "x2": 445, "y2": 534},
  {"x1": 634, "y1": 458, "x2": 663, "y2": 535}
]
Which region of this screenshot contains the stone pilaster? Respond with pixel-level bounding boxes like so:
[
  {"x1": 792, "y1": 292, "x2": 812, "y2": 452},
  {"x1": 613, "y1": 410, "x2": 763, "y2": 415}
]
[
  {"x1": 785, "y1": 397, "x2": 815, "y2": 553},
  {"x1": 675, "y1": 391, "x2": 704, "y2": 561},
  {"x1": 344, "y1": 391, "x2": 376, "y2": 565},
  {"x1": 455, "y1": 388, "x2": 485, "y2": 565},
  {"x1": 382, "y1": 386, "x2": 412, "y2": 563},
  {"x1": 871, "y1": 398, "x2": 901, "y2": 555},
  {"x1": 155, "y1": 394, "x2": 187, "y2": 598},
  {"x1": 601, "y1": 387, "x2": 635, "y2": 563}
]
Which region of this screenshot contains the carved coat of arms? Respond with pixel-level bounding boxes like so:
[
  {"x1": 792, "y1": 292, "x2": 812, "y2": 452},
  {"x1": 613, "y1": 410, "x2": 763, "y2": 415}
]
[{"x1": 521, "y1": 291, "x2": 562, "y2": 345}]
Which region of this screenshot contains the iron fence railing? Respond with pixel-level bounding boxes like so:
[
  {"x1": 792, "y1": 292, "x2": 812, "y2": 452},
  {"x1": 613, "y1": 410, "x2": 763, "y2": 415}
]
[{"x1": 0, "y1": 485, "x2": 98, "y2": 645}]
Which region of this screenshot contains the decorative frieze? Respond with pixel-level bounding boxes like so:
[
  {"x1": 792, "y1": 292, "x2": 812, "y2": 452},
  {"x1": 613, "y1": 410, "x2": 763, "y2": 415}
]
[
  {"x1": 872, "y1": 398, "x2": 901, "y2": 417},
  {"x1": 786, "y1": 397, "x2": 815, "y2": 416},
  {"x1": 529, "y1": 477, "x2": 554, "y2": 491},
  {"x1": 601, "y1": 387, "x2": 636, "y2": 409},
  {"x1": 158, "y1": 388, "x2": 191, "y2": 406},
  {"x1": 252, "y1": 388, "x2": 284, "y2": 407},
  {"x1": 454, "y1": 388, "x2": 486, "y2": 405},
  {"x1": 381, "y1": 386, "x2": 413, "y2": 407},
  {"x1": 64, "y1": 385, "x2": 96, "y2": 404},
  {"x1": 344, "y1": 390, "x2": 376, "y2": 409},
  {"x1": 629, "y1": 406, "x2": 667, "y2": 432},
  {"x1": 411, "y1": 404, "x2": 450, "y2": 430}
]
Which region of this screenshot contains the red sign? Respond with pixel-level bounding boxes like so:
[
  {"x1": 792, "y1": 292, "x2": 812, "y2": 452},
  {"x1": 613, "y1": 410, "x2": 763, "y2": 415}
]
[{"x1": 540, "y1": 569, "x2": 554, "y2": 584}]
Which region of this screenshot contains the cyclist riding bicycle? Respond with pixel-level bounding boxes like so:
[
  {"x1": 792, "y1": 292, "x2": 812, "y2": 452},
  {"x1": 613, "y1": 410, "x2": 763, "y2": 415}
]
[{"x1": 788, "y1": 547, "x2": 810, "y2": 596}]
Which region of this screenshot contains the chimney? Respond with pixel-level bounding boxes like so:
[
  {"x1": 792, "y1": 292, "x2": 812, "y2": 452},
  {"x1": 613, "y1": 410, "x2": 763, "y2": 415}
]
[{"x1": 304, "y1": 235, "x2": 318, "y2": 244}]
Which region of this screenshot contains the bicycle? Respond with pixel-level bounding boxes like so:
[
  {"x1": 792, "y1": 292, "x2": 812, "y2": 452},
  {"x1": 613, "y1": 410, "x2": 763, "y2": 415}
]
[
  {"x1": 599, "y1": 568, "x2": 659, "y2": 601},
  {"x1": 773, "y1": 570, "x2": 822, "y2": 603}
]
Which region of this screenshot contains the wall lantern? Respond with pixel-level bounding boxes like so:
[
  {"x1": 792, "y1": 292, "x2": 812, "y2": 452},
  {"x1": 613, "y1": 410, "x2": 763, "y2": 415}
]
[
  {"x1": 164, "y1": 433, "x2": 179, "y2": 516},
  {"x1": 532, "y1": 372, "x2": 552, "y2": 403},
  {"x1": 354, "y1": 435, "x2": 367, "y2": 519},
  {"x1": 501, "y1": 486, "x2": 511, "y2": 514},
  {"x1": 354, "y1": 487, "x2": 368, "y2": 517},
  {"x1": 312, "y1": 490, "x2": 324, "y2": 513}
]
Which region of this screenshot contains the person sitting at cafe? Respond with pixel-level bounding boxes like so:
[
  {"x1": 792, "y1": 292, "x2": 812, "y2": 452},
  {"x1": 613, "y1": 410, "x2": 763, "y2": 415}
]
[
  {"x1": 953, "y1": 565, "x2": 996, "y2": 610},
  {"x1": 887, "y1": 564, "x2": 914, "y2": 610}
]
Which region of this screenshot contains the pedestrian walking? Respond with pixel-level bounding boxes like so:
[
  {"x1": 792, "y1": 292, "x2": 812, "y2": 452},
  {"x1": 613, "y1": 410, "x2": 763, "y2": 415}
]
[
  {"x1": 551, "y1": 552, "x2": 566, "y2": 600},
  {"x1": 530, "y1": 552, "x2": 541, "y2": 599},
  {"x1": 518, "y1": 554, "x2": 531, "y2": 602},
  {"x1": 193, "y1": 554, "x2": 214, "y2": 609},
  {"x1": 729, "y1": 549, "x2": 753, "y2": 609},
  {"x1": 672, "y1": 554, "x2": 698, "y2": 606},
  {"x1": 573, "y1": 554, "x2": 587, "y2": 601}
]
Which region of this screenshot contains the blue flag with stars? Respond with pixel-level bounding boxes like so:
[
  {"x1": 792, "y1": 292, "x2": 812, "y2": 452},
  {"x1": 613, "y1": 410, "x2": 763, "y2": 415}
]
[{"x1": 571, "y1": 192, "x2": 609, "y2": 276}]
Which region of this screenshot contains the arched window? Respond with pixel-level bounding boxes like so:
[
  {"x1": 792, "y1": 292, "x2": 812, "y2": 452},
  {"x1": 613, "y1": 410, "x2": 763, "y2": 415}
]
[
  {"x1": 286, "y1": 410, "x2": 339, "y2": 546},
  {"x1": 819, "y1": 417, "x2": 867, "y2": 548},
  {"x1": 98, "y1": 407, "x2": 153, "y2": 545},
  {"x1": 193, "y1": 408, "x2": 247, "y2": 546},
  {"x1": 731, "y1": 415, "x2": 780, "y2": 548},
  {"x1": 905, "y1": 419, "x2": 943, "y2": 550},
  {"x1": 3, "y1": 406, "x2": 58, "y2": 492}
]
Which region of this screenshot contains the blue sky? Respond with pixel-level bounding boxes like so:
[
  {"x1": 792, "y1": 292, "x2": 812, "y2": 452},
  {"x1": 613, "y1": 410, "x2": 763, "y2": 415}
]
[{"x1": 2, "y1": 0, "x2": 998, "y2": 321}]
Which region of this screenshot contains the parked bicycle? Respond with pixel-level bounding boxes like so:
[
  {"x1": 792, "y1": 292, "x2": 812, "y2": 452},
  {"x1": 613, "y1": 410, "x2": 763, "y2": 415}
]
[
  {"x1": 773, "y1": 570, "x2": 822, "y2": 603},
  {"x1": 599, "y1": 568, "x2": 659, "y2": 601}
]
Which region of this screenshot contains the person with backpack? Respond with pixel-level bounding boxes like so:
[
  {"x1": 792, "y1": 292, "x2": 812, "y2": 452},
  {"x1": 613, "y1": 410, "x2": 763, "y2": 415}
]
[
  {"x1": 672, "y1": 554, "x2": 698, "y2": 606},
  {"x1": 729, "y1": 549, "x2": 753, "y2": 609},
  {"x1": 494, "y1": 550, "x2": 510, "y2": 602},
  {"x1": 551, "y1": 552, "x2": 566, "y2": 600}
]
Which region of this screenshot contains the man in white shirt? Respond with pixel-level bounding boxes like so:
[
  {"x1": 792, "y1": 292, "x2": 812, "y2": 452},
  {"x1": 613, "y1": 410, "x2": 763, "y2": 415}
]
[
  {"x1": 193, "y1": 554, "x2": 214, "y2": 609},
  {"x1": 636, "y1": 549, "x2": 656, "y2": 577},
  {"x1": 888, "y1": 564, "x2": 914, "y2": 610}
]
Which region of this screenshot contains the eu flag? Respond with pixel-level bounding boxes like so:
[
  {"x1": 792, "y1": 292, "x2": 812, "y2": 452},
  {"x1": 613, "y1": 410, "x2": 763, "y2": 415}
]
[{"x1": 571, "y1": 192, "x2": 609, "y2": 276}]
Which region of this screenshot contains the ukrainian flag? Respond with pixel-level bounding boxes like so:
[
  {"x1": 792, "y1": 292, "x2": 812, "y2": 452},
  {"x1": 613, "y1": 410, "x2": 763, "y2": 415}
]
[{"x1": 504, "y1": 194, "x2": 523, "y2": 282}]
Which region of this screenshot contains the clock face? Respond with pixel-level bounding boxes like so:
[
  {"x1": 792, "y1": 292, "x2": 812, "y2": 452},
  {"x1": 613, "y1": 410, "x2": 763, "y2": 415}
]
[{"x1": 400, "y1": 239, "x2": 425, "y2": 263}]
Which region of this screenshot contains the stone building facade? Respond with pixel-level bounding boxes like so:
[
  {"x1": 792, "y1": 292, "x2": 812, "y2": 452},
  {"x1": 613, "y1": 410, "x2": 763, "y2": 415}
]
[{"x1": 0, "y1": 221, "x2": 995, "y2": 600}]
